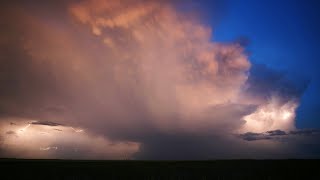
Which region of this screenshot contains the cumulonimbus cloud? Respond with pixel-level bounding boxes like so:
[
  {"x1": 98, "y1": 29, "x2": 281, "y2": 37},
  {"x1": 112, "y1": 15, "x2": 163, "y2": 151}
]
[{"x1": 0, "y1": 0, "x2": 313, "y2": 159}]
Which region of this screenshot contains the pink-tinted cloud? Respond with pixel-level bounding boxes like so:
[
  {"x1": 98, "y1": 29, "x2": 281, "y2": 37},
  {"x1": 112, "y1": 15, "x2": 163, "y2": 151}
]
[{"x1": 0, "y1": 0, "x2": 311, "y2": 159}]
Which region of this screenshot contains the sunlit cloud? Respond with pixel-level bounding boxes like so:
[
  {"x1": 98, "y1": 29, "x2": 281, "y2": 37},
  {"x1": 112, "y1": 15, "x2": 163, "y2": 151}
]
[
  {"x1": 241, "y1": 96, "x2": 298, "y2": 133},
  {"x1": 0, "y1": 118, "x2": 140, "y2": 159},
  {"x1": 0, "y1": 0, "x2": 312, "y2": 159}
]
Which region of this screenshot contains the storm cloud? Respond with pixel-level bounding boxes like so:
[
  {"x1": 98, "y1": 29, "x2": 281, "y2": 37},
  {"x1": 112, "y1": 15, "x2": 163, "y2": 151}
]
[{"x1": 0, "y1": 0, "x2": 317, "y2": 159}]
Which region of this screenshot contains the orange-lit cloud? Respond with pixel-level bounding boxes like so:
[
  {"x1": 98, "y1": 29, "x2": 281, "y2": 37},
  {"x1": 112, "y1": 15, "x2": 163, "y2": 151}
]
[
  {"x1": 68, "y1": 0, "x2": 252, "y2": 133},
  {"x1": 0, "y1": 0, "x2": 309, "y2": 159}
]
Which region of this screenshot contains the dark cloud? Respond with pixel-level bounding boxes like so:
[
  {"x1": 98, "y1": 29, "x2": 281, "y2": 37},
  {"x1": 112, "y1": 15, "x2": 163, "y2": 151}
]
[
  {"x1": 5, "y1": 130, "x2": 16, "y2": 135},
  {"x1": 31, "y1": 121, "x2": 63, "y2": 127},
  {"x1": 266, "y1": 130, "x2": 287, "y2": 136},
  {"x1": 238, "y1": 130, "x2": 288, "y2": 141},
  {"x1": 245, "y1": 64, "x2": 309, "y2": 102},
  {"x1": 239, "y1": 129, "x2": 320, "y2": 142},
  {"x1": 238, "y1": 132, "x2": 272, "y2": 141}
]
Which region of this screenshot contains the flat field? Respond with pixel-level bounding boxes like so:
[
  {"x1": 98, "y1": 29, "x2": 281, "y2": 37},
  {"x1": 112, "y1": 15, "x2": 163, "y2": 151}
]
[{"x1": 0, "y1": 159, "x2": 319, "y2": 179}]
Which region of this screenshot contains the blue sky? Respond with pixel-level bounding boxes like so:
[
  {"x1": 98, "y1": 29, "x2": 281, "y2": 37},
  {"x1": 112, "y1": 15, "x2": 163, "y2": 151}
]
[{"x1": 199, "y1": 0, "x2": 320, "y2": 128}]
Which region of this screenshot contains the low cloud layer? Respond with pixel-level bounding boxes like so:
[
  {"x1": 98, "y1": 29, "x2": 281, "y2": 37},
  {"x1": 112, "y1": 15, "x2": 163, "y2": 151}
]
[
  {"x1": 239, "y1": 129, "x2": 320, "y2": 141},
  {"x1": 0, "y1": 118, "x2": 139, "y2": 159},
  {"x1": 0, "y1": 0, "x2": 317, "y2": 159}
]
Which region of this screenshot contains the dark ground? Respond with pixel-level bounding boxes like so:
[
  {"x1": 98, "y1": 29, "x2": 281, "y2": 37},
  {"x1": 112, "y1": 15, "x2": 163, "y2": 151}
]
[{"x1": 0, "y1": 159, "x2": 319, "y2": 180}]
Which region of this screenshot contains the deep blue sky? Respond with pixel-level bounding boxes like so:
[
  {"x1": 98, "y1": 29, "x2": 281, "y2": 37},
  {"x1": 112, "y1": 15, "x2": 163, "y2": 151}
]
[{"x1": 197, "y1": 0, "x2": 320, "y2": 129}]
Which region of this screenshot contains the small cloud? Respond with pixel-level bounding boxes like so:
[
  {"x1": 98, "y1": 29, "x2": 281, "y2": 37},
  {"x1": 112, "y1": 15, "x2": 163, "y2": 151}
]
[
  {"x1": 266, "y1": 130, "x2": 287, "y2": 136},
  {"x1": 31, "y1": 121, "x2": 63, "y2": 127},
  {"x1": 6, "y1": 130, "x2": 16, "y2": 135},
  {"x1": 238, "y1": 132, "x2": 272, "y2": 141}
]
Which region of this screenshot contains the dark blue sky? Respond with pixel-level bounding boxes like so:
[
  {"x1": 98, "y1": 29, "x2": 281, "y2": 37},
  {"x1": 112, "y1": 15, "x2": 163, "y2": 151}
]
[{"x1": 198, "y1": 0, "x2": 320, "y2": 129}]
